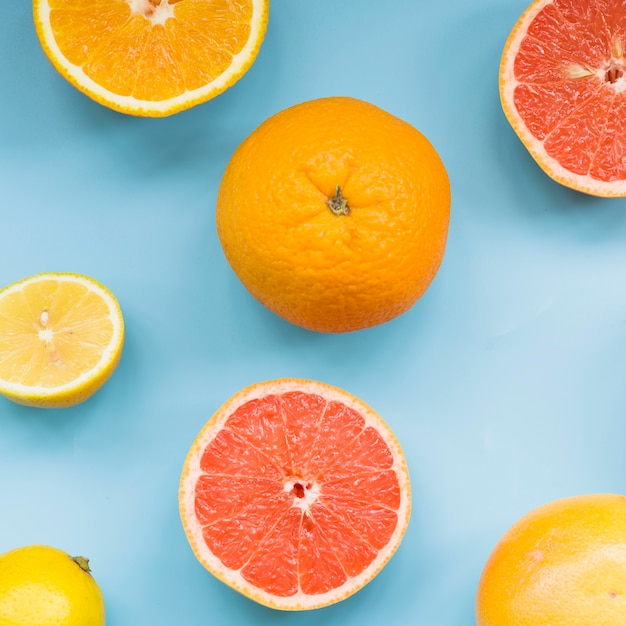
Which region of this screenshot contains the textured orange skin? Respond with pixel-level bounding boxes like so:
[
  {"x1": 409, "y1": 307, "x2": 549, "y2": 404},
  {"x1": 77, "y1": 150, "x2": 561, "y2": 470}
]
[
  {"x1": 216, "y1": 96, "x2": 451, "y2": 333},
  {"x1": 476, "y1": 494, "x2": 626, "y2": 626}
]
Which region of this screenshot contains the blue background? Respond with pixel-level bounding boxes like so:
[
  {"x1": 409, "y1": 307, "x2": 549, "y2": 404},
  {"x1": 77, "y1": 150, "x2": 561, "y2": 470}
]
[{"x1": 2, "y1": 1, "x2": 626, "y2": 624}]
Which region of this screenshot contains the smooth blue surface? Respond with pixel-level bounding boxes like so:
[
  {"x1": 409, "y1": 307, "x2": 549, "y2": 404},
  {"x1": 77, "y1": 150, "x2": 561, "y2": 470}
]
[{"x1": 2, "y1": 1, "x2": 626, "y2": 624}]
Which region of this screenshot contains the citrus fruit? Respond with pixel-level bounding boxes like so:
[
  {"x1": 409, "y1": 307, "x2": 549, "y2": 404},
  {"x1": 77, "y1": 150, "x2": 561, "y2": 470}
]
[
  {"x1": 500, "y1": 0, "x2": 626, "y2": 197},
  {"x1": 179, "y1": 378, "x2": 411, "y2": 610},
  {"x1": 0, "y1": 545, "x2": 105, "y2": 626},
  {"x1": 476, "y1": 493, "x2": 626, "y2": 625},
  {"x1": 33, "y1": 0, "x2": 269, "y2": 117},
  {"x1": 0, "y1": 272, "x2": 124, "y2": 408},
  {"x1": 216, "y1": 96, "x2": 451, "y2": 333}
]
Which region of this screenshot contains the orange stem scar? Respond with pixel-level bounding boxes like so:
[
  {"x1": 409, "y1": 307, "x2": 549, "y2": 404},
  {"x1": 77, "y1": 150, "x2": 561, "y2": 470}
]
[{"x1": 328, "y1": 185, "x2": 350, "y2": 216}]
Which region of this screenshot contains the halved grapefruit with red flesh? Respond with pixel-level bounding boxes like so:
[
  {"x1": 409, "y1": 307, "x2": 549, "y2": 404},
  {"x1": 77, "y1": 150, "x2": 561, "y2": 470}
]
[
  {"x1": 500, "y1": 0, "x2": 626, "y2": 197},
  {"x1": 179, "y1": 378, "x2": 411, "y2": 610}
]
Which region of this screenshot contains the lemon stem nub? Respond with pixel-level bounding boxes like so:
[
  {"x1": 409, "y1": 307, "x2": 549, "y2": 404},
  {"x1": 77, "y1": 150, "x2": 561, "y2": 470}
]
[
  {"x1": 328, "y1": 185, "x2": 350, "y2": 216},
  {"x1": 72, "y1": 556, "x2": 92, "y2": 574}
]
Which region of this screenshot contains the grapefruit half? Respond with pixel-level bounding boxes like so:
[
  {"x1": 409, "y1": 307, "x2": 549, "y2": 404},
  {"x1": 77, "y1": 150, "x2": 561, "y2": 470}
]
[
  {"x1": 500, "y1": 0, "x2": 626, "y2": 196},
  {"x1": 179, "y1": 378, "x2": 411, "y2": 610}
]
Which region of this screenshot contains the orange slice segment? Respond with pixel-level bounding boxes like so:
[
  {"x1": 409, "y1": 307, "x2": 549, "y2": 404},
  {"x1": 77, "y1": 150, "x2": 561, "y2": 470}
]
[
  {"x1": 500, "y1": 0, "x2": 626, "y2": 196},
  {"x1": 33, "y1": 0, "x2": 269, "y2": 117},
  {"x1": 179, "y1": 378, "x2": 411, "y2": 610},
  {"x1": 0, "y1": 272, "x2": 124, "y2": 408}
]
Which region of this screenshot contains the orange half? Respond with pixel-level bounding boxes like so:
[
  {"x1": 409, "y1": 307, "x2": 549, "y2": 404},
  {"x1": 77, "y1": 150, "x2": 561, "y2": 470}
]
[
  {"x1": 500, "y1": 0, "x2": 626, "y2": 196},
  {"x1": 33, "y1": 0, "x2": 269, "y2": 117},
  {"x1": 179, "y1": 378, "x2": 411, "y2": 610}
]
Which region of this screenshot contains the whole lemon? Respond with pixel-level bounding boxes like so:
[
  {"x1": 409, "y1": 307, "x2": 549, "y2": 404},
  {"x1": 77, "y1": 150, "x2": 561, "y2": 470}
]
[{"x1": 0, "y1": 545, "x2": 105, "y2": 626}]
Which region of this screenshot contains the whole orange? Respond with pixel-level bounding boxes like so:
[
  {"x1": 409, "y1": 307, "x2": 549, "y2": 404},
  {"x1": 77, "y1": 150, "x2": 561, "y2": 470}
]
[
  {"x1": 216, "y1": 96, "x2": 451, "y2": 333},
  {"x1": 476, "y1": 494, "x2": 626, "y2": 626}
]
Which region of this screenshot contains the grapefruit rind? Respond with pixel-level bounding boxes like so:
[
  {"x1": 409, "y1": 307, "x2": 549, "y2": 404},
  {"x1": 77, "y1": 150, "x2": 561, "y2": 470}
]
[
  {"x1": 0, "y1": 272, "x2": 124, "y2": 408},
  {"x1": 179, "y1": 378, "x2": 411, "y2": 611},
  {"x1": 476, "y1": 493, "x2": 626, "y2": 626},
  {"x1": 32, "y1": 0, "x2": 269, "y2": 118},
  {"x1": 499, "y1": 0, "x2": 626, "y2": 197}
]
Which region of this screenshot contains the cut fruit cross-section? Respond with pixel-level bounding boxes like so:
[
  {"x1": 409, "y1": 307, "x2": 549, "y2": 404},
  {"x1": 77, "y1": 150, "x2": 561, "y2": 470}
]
[
  {"x1": 500, "y1": 0, "x2": 626, "y2": 196},
  {"x1": 179, "y1": 378, "x2": 411, "y2": 610},
  {"x1": 33, "y1": 0, "x2": 269, "y2": 117},
  {"x1": 0, "y1": 272, "x2": 124, "y2": 408}
]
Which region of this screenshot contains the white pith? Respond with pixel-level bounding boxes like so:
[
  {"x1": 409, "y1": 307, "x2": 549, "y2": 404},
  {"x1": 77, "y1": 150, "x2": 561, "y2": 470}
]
[{"x1": 128, "y1": 0, "x2": 175, "y2": 25}]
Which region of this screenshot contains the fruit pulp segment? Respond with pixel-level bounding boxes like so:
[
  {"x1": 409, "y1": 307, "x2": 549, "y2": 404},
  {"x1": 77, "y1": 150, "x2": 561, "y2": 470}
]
[
  {"x1": 49, "y1": 0, "x2": 253, "y2": 100},
  {"x1": 194, "y1": 391, "x2": 401, "y2": 596},
  {"x1": 512, "y1": 0, "x2": 626, "y2": 181},
  {"x1": 0, "y1": 279, "x2": 114, "y2": 387}
]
